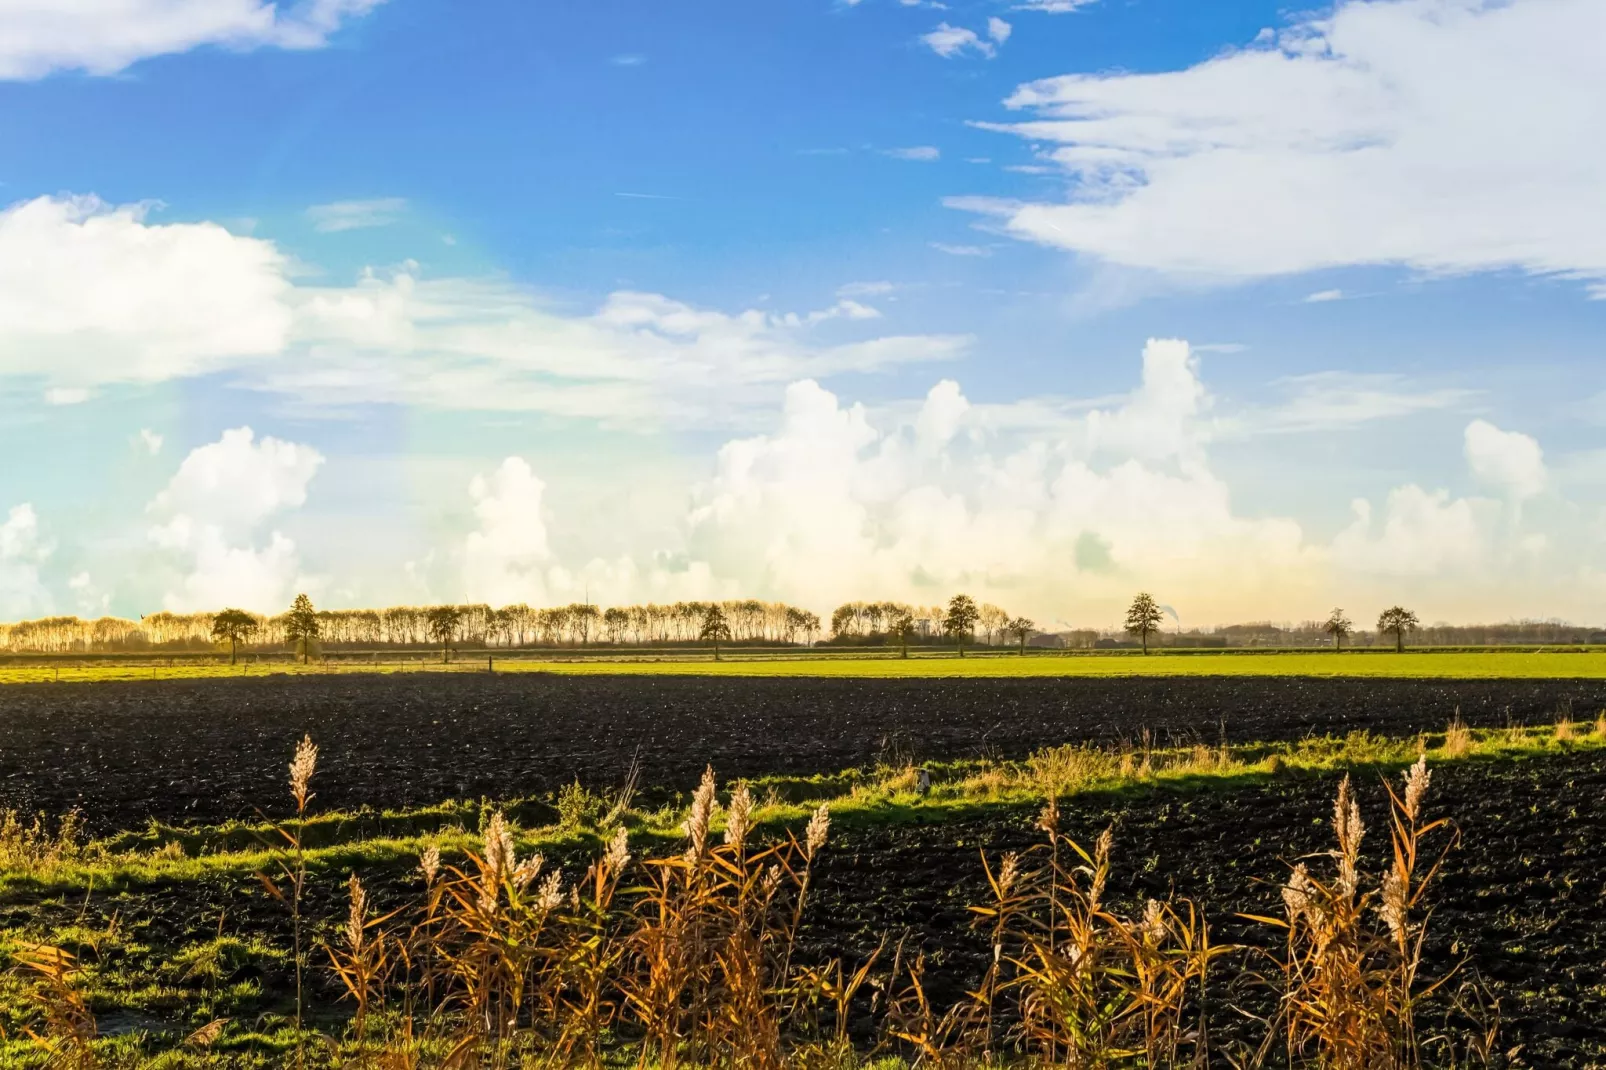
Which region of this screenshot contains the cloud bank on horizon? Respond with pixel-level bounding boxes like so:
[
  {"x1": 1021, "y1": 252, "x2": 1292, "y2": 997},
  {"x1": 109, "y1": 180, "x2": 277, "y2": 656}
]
[{"x1": 0, "y1": 0, "x2": 1602, "y2": 629}]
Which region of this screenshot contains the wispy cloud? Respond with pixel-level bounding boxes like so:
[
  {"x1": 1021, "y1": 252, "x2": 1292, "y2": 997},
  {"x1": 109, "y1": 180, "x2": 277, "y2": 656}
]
[
  {"x1": 883, "y1": 146, "x2": 941, "y2": 162},
  {"x1": 610, "y1": 54, "x2": 645, "y2": 66},
  {"x1": 1011, "y1": 0, "x2": 1097, "y2": 11},
  {"x1": 306, "y1": 198, "x2": 407, "y2": 233},
  {"x1": 1304, "y1": 289, "x2": 1345, "y2": 303},
  {"x1": 931, "y1": 242, "x2": 992, "y2": 257}
]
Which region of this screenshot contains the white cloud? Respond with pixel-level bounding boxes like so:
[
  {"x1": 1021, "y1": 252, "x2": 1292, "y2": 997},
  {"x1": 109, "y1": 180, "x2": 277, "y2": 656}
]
[
  {"x1": 962, "y1": 0, "x2": 1606, "y2": 291},
  {"x1": 1332, "y1": 486, "x2": 1489, "y2": 578},
  {"x1": 1304, "y1": 289, "x2": 1345, "y2": 303},
  {"x1": 1011, "y1": 0, "x2": 1097, "y2": 10},
  {"x1": 0, "y1": 194, "x2": 966, "y2": 429},
  {"x1": 462, "y1": 458, "x2": 553, "y2": 605},
  {"x1": 680, "y1": 339, "x2": 1323, "y2": 622},
  {"x1": 920, "y1": 23, "x2": 996, "y2": 59},
  {"x1": 1243, "y1": 372, "x2": 1474, "y2": 434},
  {"x1": 44, "y1": 386, "x2": 90, "y2": 405},
  {"x1": 0, "y1": 0, "x2": 388, "y2": 80},
  {"x1": 306, "y1": 197, "x2": 407, "y2": 233},
  {"x1": 148, "y1": 428, "x2": 324, "y2": 612},
  {"x1": 139, "y1": 429, "x2": 164, "y2": 455},
  {"x1": 987, "y1": 17, "x2": 1012, "y2": 44},
  {"x1": 0, "y1": 504, "x2": 52, "y2": 618},
  {"x1": 837, "y1": 280, "x2": 897, "y2": 298},
  {"x1": 884, "y1": 146, "x2": 941, "y2": 162},
  {"x1": 1464, "y1": 418, "x2": 1546, "y2": 499},
  {"x1": 931, "y1": 242, "x2": 992, "y2": 257},
  {"x1": 274, "y1": 271, "x2": 963, "y2": 427},
  {"x1": 0, "y1": 196, "x2": 291, "y2": 387}
]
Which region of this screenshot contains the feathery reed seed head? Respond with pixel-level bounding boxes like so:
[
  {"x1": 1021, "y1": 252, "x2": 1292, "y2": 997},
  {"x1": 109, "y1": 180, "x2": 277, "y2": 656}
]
[
  {"x1": 513, "y1": 853, "x2": 545, "y2": 892},
  {"x1": 604, "y1": 826, "x2": 630, "y2": 875},
  {"x1": 288, "y1": 735, "x2": 318, "y2": 810},
  {"x1": 345, "y1": 873, "x2": 367, "y2": 953},
  {"x1": 1333, "y1": 775, "x2": 1364, "y2": 893},
  {"x1": 1379, "y1": 868, "x2": 1407, "y2": 942},
  {"x1": 1282, "y1": 863, "x2": 1313, "y2": 926},
  {"x1": 997, "y1": 852, "x2": 1020, "y2": 898},
  {"x1": 1403, "y1": 755, "x2": 1431, "y2": 821},
  {"x1": 805, "y1": 802, "x2": 831, "y2": 861},
  {"x1": 419, "y1": 844, "x2": 441, "y2": 886},
  {"x1": 684, "y1": 765, "x2": 717, "y2": 861},
  {"x1": 724, "y1": 783, "x2": 755, "y2": 848}
]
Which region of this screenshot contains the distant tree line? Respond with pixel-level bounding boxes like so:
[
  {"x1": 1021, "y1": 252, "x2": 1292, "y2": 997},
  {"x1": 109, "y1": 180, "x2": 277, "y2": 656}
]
[
  {"x1": 0, "y1": 592, "x2": 1598, "y2": 656},
  {"x1": 0, "y1": 599, "x2": 823, "y2": 655}
]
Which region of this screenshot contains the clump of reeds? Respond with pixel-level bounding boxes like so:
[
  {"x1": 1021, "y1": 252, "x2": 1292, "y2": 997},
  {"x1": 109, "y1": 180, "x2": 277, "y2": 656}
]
[
  {"x1": 255, "y1": 734, "x2": 318, "y2": 1050},
  {"x1": 13, "y1": 942, "x2": 97, "y2": 1069},
  {"x1": 0, "y1": 809, "x2": 86, "y2": 872},
  {"x1": 1250, "y1": 757, "x2": 1457, "y2": 1070},
  {"x1": 884, "y1": 793, "x2": 1221, "y2": 1068},
  {"x1": 1441, "y1": 716, "x2": 1472, "y2": 758}
]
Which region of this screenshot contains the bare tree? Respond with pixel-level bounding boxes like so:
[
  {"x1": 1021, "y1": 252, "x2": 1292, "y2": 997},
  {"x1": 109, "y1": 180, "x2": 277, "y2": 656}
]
[
  {"x1": 1378, "y1": 606, "x2": 1420, "y2": 653},
  {"x1": 1324, "y1": 608, "x2": 1353, "y2": 652},
  {"x1": 889, "y1": 608, "x2": 917, "y2": 659},
  {"x1": 944, "y1": 594, "x2": 980, "y2": 657},
  {"x1": 1125, "y1": 592, "x2": 1164, "y2": 655},
  {"x1": 210, "y1": 608, "x2": 258, "y2": 665}
]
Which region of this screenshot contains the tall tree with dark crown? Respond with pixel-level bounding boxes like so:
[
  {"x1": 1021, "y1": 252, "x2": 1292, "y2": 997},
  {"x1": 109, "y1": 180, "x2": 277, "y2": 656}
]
[
  {"x1": 700, "y1": 603, "x2": 732, "y2": 661},
  {"x1": 284, "y1": 594, "x2": 320, "y2": 665},
  {"x1": 944, "y1": 594, "x2": 980, "y2": 657},
  {"x1": 1378, "y1": 606, "x2": 1420, "y2": 653},
  {"x1": 1125, "y1": 593, "x2": 1164, "y2": 655},
  {"x1": 210, "y1": 608, "x2": 258, "y2": 665}
]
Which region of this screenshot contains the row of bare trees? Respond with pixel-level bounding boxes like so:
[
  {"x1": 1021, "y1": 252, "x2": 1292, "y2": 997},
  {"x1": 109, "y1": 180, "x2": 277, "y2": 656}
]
[{"x1": 0, "y1": 599, "x2": 824, "y2": 655}]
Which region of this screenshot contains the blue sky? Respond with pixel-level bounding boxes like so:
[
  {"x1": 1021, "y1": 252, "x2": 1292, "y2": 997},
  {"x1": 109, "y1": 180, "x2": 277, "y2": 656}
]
[{"x1": 0, "y1": 0, "x2": 1602, "y2": 628}]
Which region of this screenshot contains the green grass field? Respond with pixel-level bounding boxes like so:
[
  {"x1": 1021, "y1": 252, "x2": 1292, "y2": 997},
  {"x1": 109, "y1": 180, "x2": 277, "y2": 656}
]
[{"x1": 3, "y1": 647, "x2": 1606, "y2": 684}]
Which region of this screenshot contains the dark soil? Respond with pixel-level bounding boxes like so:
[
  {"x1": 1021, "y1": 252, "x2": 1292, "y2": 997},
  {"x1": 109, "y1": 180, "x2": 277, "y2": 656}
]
[
  {"x1": 803, "y1": 750, "x2": 1606, "y2": 1067},
  {"x1": 1, "y1": 672, "x2": 1602, "y2": 832}
]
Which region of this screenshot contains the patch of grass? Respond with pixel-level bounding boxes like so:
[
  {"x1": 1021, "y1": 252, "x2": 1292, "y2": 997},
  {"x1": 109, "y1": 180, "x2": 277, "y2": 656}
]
[{"x1": 6, "y1": 648, "x2": 1606, "y2": 685}]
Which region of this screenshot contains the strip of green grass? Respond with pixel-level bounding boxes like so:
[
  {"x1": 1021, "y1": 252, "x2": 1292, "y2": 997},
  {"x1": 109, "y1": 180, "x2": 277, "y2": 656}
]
[
  {"x1": 7, "y1": 720, "x2": 1602, "y2": 897},
  {"x1": 4, "y1": 648, "x2": 1606, "y2": 685}
]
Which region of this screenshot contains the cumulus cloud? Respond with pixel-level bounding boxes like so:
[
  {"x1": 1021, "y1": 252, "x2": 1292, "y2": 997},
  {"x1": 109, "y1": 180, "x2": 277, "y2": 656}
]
[
  {"x1": 306, "y1": 197, "x2": 407, "y2": 233},
  {"x1": 0, "y1": 504, "x2": 52, "y2": 618},
  {"x1": 148, "y1": 428, "x2": 324, "y2": 611},
  {"x1": 0, "y1": 0, "x2": 388, "y2": 79},
  {"x1": 1332, "y1": 486, "x2": 1489, "y2": 579},
  {"x1": 0, "y1": 194, "x2": 966, "y2": 429},
  {"x1": 960, "y1": 0, "x2": 1606, "y2": 291},
  {"x1": 679, "y1": 339, "x2": 1322, "y2": 622},
  {"x1": 462, "y1": 458, "x2": 554, "y2": 605},
  {"x1": 456, "y1": 456, "x2": 719, "y2": 607},
  {"x1": 1464, "y1": 419, "x2": 1546, "y2": 499},
  {"x1": 0, "y1": 196, "x2": 291, "y2": 387}
]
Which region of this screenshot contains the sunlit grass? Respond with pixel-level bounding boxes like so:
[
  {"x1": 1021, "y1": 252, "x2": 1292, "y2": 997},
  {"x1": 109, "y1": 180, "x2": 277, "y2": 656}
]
[
  {"x1": 4, "y1": 647, "x2": 1606, "y2": 685},
  {"x1": 5, "y1": 719, "x2": 1600, "y2": 898}
]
